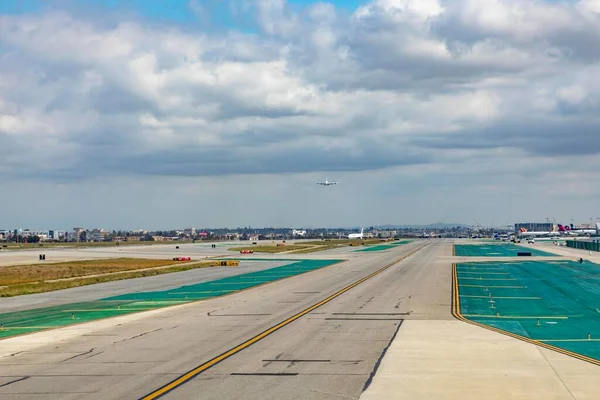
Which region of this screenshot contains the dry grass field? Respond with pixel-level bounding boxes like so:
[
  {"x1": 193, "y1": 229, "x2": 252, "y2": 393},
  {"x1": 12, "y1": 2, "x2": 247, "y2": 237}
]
[{"x1": 0, "y1": 258, "x2": 219, "y2": 297}]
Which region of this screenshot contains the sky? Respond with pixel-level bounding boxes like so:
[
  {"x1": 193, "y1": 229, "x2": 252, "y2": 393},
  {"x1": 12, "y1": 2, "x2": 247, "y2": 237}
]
[{"x1": 1, "y1": 0, "x2": 600, "y2": 230}]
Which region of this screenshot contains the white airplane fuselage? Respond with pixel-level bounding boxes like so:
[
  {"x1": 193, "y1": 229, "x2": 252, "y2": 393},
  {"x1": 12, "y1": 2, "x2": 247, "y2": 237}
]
[
  {"x1": 348, "y1": 228, "x2": 364, "y2": 239},
  {"x1": 317, "y1": 179, "x2": 338, "y2": 186}
]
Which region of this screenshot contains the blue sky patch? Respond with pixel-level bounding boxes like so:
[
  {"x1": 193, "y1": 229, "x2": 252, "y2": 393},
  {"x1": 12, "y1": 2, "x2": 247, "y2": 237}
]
[{"x1": 0, "y1": 0, "x2": 368, "y2": 20}]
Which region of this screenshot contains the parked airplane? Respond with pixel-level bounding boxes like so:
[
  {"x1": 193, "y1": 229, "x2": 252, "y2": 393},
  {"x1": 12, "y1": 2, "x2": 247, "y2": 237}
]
[
  {"x1": 557, "y1": 224, "x2": 598, "y2": 235},
  {"x1": 317, "y1": 178, "x2": 339, "y2": 186},
  {"x1": 518, "y1": 227, "x2": 560, "y2": 237},
  {"x1": 348, "y1": 228, "x2": 364, "y2": 239},
  {"x1": 519, "y1": 223, "x2": 599, "y2": 237}
]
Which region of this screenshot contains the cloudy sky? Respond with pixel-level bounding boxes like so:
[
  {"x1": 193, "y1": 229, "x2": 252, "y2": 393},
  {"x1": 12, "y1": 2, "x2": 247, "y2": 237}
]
[{"x1": 1, "y1": 0, "x2": 600, "y2": 230}]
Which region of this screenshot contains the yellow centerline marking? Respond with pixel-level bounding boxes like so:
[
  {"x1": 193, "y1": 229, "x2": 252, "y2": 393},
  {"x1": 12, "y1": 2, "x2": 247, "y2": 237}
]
[
  {"x1": 140, "y1": 244, "x2": 428, "y2": 400},
  {"x1": 452, "y1": 263, "x2": 600, "y2": 367}
]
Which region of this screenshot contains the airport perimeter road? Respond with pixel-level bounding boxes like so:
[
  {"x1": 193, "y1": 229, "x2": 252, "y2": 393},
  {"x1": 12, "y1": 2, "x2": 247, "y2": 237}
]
[{"x1": 0, "y1": 240, "x2": 452, "y2": 400}]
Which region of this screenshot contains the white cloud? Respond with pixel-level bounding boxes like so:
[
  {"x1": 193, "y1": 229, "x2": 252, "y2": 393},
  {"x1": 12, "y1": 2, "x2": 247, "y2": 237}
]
[
  {"x1": 1, "y1": 0, "x2": 600, "y2": 227},
  {"x1": 577, "y1": 0, "x2": 600, "y2": 15},
  {"x1": 356, "y1": 0, "x2": 444, "y2": 23},
  {"x1": 457, "y1": 0, "x2": 575, "y2": 40}
]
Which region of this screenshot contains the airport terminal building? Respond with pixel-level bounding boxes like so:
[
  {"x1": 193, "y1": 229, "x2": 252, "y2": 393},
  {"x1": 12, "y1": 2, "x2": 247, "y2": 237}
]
[{"x1": 514, "y1": 222, "x2": 554, "y2": 233}]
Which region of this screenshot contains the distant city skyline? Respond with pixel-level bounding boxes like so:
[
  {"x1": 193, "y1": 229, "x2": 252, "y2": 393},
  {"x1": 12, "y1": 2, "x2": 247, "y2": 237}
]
[{"x1": 3, "y1": 220, "x2": 599, "y2": 233}]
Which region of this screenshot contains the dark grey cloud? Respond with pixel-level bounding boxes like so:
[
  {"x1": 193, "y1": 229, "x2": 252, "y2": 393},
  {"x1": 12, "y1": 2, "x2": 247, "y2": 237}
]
[
  {"x1": 413, "y1": 118, "x2": 600, "y2": 157},
  {"x1": 29, "y1": 138, "x2": 432, "y2": 180},
  {"x1": 88, "y1": 83, "x2": 158, "y2": 115}
]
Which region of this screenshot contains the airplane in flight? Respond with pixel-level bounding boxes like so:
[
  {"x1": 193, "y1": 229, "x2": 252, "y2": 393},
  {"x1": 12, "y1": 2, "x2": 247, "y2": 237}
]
[
  {"x1": 348, "y1": 228, "x2": 364, "y2": 239},
  {"x1": 317, "y1": 178, "x2": 339, "y2": 186}
]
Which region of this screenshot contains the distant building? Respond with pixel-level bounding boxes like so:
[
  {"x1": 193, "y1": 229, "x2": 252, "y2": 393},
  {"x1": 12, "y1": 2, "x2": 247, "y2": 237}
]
[
  {"x1": 514, "y1": 222, "x2": 554, "y2": 233},
  {"x1": 292, "y1": 229, "x2": 307, "y2": 236},
  {"x1": 183, "y1": 228, "x2": 196, "y2": 237},
  {"x1": 73, "y1": 227, "x2": 84, "y2": 242},
  {"x1": 88, "y1": 229, "x2": 109, "y2": 242},
  {"x1": 152, "y1": 236, "x2": 172, "y2": 242},
  {"x1": 20, "y1": 229, "x2": 48, "y2": 239},
  {"x1": 48, "y1": 230, "x2": 65, "y2": 240},
  {"x1": 378, "y1": 230, "x2": 396, "y2": 238}
]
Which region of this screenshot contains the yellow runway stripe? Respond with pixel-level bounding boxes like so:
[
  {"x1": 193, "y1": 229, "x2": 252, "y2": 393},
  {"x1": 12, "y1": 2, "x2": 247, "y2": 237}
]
[{"x1": 140, "y1": 244, "x2": 429, "y2": 400}]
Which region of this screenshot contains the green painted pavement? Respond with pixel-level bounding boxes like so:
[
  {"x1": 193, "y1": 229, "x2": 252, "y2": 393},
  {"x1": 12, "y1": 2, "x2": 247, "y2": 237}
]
[
  {"x1": 454, "y1": 243, "x2": 556, "y2": 257},
  {"x1": 0, "y1": 259, "x2": 343, "y2": 339},
  {"x1": 355, "y1": 240, "x2": 412, "y2": 252},
  {"x1": 457, "y1": 260, "x2": 600, "y2": 362}
]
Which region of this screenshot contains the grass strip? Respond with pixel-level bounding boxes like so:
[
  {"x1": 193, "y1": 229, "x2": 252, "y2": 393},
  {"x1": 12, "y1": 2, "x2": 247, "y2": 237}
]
[
  {"x1": 0, "y1": 258, "x2": 188, "y2": 285},
  {"x1": 227, "y1": 245, "x2": 315, "y2": 253},
  {"x1": 0, "y1": 262, "x2": 219, "y2": 297}
]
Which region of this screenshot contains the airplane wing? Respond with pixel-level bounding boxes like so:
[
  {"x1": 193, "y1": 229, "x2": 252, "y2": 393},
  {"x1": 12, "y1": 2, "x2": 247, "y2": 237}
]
[{"x1": 317, "y1": 181, "x2": 338, "y2": 185}]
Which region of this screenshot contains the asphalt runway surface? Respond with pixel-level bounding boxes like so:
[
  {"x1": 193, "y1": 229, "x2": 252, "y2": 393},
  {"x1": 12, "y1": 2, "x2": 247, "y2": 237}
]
[
  {"x1": 0, "y1": 242, "x2": 237, "y2": 266},
  {"x1": 0, "y1": 239, "x2": 452, "y2": 399}
]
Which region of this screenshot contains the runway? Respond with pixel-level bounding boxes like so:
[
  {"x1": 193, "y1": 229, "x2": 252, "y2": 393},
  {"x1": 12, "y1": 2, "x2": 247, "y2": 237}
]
[
  {"x1": 2, "y1": 239, "x2": 599, "y2": 399},
  {"x1": 0, "y1": 240, "x2": 447, "y2": 399}
]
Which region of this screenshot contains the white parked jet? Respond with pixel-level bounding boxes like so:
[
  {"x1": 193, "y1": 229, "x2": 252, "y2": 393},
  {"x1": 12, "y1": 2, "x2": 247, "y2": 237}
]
[
  {"x1": 348, "y1": 228, "x2": 364, "y2": 239},
  {"x1": 317, "y1": 178, "x2": 339, "y2": 186}
]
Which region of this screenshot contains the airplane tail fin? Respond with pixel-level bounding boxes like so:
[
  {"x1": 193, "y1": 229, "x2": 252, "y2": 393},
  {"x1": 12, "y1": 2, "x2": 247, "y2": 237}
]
[{"x1": 360, "y1": 227, "x2": 364, "y2": 234}]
